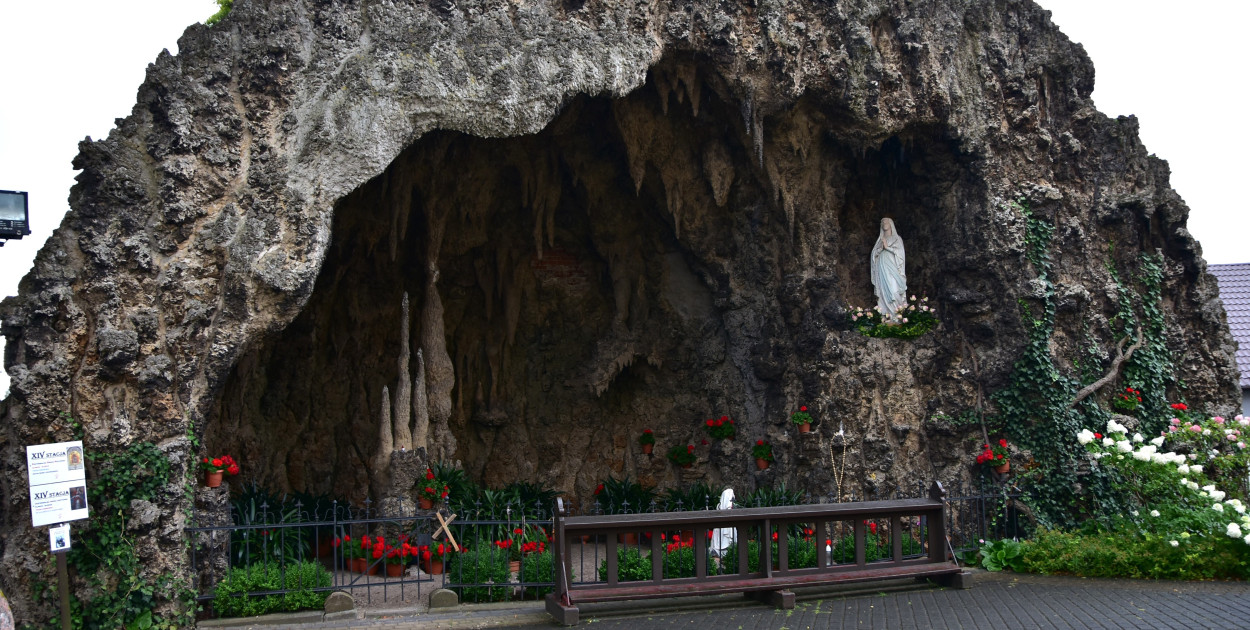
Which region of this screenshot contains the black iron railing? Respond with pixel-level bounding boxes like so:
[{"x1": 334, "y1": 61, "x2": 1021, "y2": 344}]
[{"x1": 188, "y1": 480, "x2": 1023, "y2": 617}]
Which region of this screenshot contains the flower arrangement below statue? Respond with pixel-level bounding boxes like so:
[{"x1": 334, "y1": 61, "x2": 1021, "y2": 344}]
[{"x1": 850, "y1": 296, "x2": 937, "y2": 339}]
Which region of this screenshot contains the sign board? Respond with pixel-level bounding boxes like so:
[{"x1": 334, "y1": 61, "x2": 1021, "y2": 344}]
[
  {"x1": 26, "y1": 441, "x2": 89, "y2": 527},
  {"x1": 49, "y1": 524, "x2": 71, "y2": 552}
]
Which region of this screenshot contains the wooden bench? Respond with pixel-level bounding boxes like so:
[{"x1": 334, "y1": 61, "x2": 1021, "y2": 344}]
[{"x1": 546, "y1": 481, "x2": 967, "y2": 625}]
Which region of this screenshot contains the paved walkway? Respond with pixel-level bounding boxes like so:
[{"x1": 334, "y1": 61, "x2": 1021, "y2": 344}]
[{"x1": 207, "y1": 571, "x2": 1250, "y2": 629}]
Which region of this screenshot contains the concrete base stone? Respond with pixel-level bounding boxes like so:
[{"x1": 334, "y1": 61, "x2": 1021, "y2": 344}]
[
  {"x1": 429, "y1": 588, "x2": 459, "y2": 609},
  {"x1": 322, "y1": 610, "x2": 359, "y2": 623},
  {"x1": 324, "y1": 590, "x2": 356, "y2": 613}
]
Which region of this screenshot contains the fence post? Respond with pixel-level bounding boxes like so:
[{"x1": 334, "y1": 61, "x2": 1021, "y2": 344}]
[{"x1": 927, "y1": 481, "x2": 947, "y2": 563}]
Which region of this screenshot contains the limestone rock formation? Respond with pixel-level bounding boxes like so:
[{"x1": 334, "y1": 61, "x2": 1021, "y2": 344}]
[{"x1": 0, "y1": 0, "x2": 1240, "y2": 620}]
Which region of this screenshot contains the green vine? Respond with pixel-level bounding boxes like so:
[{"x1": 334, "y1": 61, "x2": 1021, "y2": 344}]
[
  {"x1": 30, "y1": 438, "x2": 191, "y2": 630},
  {"x1": 989, "y1": 200, "x2": 1132, "y2": 526}
]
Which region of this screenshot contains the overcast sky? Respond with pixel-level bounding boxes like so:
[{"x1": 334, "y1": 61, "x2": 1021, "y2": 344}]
[{"x1": 1, "y1": 1, "x2": 1247, "y2": 397}]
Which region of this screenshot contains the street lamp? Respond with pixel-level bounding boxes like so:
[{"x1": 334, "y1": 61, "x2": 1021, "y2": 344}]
[{"x1": 0, "y1": 190, "x2": 30, "y2": 246}]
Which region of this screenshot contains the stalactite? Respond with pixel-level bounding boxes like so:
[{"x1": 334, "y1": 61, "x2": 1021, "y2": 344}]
[
  {"x1": 412, "y1": 349, "x2": 429, "y2": 450},
  {"x1": 393, "y1": 292, "x2": 413, "y2": 450},
  {"x1": 702, "y1": 140, "x2": 734, "y2": 207}
]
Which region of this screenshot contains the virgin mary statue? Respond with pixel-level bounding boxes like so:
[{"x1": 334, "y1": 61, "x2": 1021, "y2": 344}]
[{"x1": 870, "y1": 218, "x2": 907, "y2": 321}]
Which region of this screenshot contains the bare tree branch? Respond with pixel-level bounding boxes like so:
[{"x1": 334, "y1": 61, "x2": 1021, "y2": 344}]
[{"x1": 1070, "y1": 329, "x2": 1145, "y2": 408}]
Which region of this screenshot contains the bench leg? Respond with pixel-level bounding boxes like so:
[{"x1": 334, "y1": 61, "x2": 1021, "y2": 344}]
[
  {"x1": 931, "y1": 571, "x2": 973, "y2": 590},
  {"x1": 546, "y1": 593, "x2": 580, "y2": 626},
  {"x1": 746, "y1": 589, "x2": 795, "y2": 610}
]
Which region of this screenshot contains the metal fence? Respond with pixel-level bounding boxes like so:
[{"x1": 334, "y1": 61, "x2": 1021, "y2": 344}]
[{"x1": 188, "y1": 480, "x2": 1024, "y2": 617}]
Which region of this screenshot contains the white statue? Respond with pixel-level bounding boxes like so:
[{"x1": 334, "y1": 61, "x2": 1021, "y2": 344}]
[
  {"x1": 870, "y1": 218, "x2": 907, "y2": 321},
  {"x1": 710, "y1": 488, "x2": 736, "y2": 557}
]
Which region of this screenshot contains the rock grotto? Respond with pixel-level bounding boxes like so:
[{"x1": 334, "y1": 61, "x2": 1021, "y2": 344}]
[{"x1": 0, "y1": 0, "x2": 1240, "y2": 620}]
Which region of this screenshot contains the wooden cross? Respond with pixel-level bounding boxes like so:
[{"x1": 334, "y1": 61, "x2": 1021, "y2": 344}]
[{"x1": 432, "y1": 510, "x2": 461, "y2": 552}]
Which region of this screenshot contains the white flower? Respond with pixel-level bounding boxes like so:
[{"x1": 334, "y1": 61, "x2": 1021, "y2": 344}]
[
  {"x1": 1237, "y1": 504, "x2": 1247, "y2": 515},
  {"x1": 1170, "y1": 540, "x2": 1179, "y2": 547},
  {"x1": 1212, "y1": 490, "x2": 1227, "y2": 502},
  {"x1": 1150, "y1": 436, "x2": 1166, "y2": 447},
  {"x1": 1178, "y1": 464, "x2": 1191, "y2": 474},
  {"x1": 1077, "y1": 429, "x2": 1095, "y2": 444},
  {"x1": 1150, "y1": 510, "x2": 1160, "y2": 517},
  {"x1": 1132, "y1": 433, "x2": 1144, "y2": 443},
  {"x1": 1214, "y1": 503, "x2": 1225, "y2": 513},
  {"x1": 1227, "y1": 522, "x2": 1242, "y2": 538},
  {"x1": 1203, "y1": 428, "x2": 1212, "y2": 436},
  {"x1": 1107, "y1": 419, "x2": 1128, "y2": 434},
  {"x1": 1189, "y1": 454, "x2": 1198, "y2": 460},
  {"x1": 1132, "y1": 449, "x2": 1151, "y2": 462},
  {"x1": 1192, "y1": 465, "x2": 1204, "y2": 473},
  {"x1": 1116, "y1": 441, "x2": 1133, "y2": 453},
  {"x1": 1181, "y1": 532, "x2": 1191, "y2": 539},
  {"x1": 1244, "y1": 534, "x2": 1250, "y2": 545},
  {"x1": 1102, "y1": 437, "x2": 1116, "y2": 447},
  {"x1": 1131, "y1": 510, "x2": 1139, "y2": 517}
]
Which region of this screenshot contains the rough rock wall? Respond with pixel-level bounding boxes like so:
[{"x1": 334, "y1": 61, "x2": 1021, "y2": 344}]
[{"x1": 0, "y1": 0, "x2": 1239, "y2": 619}]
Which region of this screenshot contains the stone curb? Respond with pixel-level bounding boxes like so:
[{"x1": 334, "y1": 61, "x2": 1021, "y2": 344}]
[{"x1": 197, "y1": 610, "x2": 326, "y2": 627}]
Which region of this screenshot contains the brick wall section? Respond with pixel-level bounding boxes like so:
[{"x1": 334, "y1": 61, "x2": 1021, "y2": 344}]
[{"x1": 531, "y1": 247, "x2": 592, "y2": 291}]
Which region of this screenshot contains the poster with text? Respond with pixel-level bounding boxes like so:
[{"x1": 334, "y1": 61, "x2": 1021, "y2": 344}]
[
  {"x1": 26, "y1": 441, "x2": 86, "y2": 487},
  {"x1": 26, "y1": 441, "x2": 89, "y2": 527}
]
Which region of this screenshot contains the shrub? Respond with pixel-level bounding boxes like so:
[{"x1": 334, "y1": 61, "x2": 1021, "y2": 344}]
[
  {"x1": 661, "y1": 541, "x2": 718, "y2": 578},
  {"x1": 449, "y1": 547, "x2": 511, "y2": 602},
  {"x1": 828, "y1": 527, "x2": 923, "y2": 563},
  {"x1": 520, "y1": 550, "x2": 574, "y2": 597},
  {"x1": 212, "y1": 561, "x2": 330, "y2": 618},
  {"x1": 720, "y1": 536, "x2": 819, "y2": 572},
  {"x1": 597, "y1": 547, "x2": 652, "y2": 582}
]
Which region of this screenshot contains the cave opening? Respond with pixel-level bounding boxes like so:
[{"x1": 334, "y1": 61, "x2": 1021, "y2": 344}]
[{"x1": 206, "y1": 57, "x2": 983, "y2": 505}]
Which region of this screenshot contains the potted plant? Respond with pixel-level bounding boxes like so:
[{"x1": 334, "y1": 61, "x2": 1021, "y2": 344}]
[
  {"x1": 420, "y1": 542, "x2": 447, "y2": 575},
  {"x1": 344, "y1": 535, "x2": 379, "y2": 574},
  {"x1": 976, "y1": 439, "x2": 1011, "y2": 473},
  {"x1": 752, "y1": 440, "x2": 774, "y2": 470},
  {"x1": 418, "y1": 468, "x2": 450, "y2": 510},
  {"x1": 1113, "y1": 387, "x2": 1143, "y2": 414},
  {"x1": 704, "y1": 415, "x2": 736, "y2": 440},
  {"x1": 199, "y1": 454, "x2": 239, "y2": 487},
  {"x1": 790, "y1": 406, "x2": 814, "y2": 433},
  {"x1": 667, "y1": 444, "x2": 697, "y2": 468},
  {"x1": 383, "y1": 541, "x2": 410, "y2": 577},
  {"x1": 638, "y1": 429, "x2": 656, "y2": 455}
]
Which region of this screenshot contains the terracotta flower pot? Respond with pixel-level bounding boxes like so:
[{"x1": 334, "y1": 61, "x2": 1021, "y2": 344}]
[
  {"x1": 756, "y1": 458, "x2": 770, "y2": 470},
  {"x1": 509, "y1": 560, "x2": 521, "y2": 574},
  {"x1": 425, "y1": 559, "x2": 444, "y2": 575},
  {"x1": 204, "y1": 471, "x2": 223, "y2": 487},
  {"x1": 349, "y1": 558, "x2": 366, "y2": 573},
  {"x1": 418, "y1": 497, "x2": 433, "y2": 510},
  {"x1": 993, "y1": 461, "x2": 1010, "y2": 474},
  {"x1": 317, "y1": 537, "x2": 332, "y2": 558},
  {"x1": 798, "y1": 422, "x2": 811, "y2": 433},
  {"x1": 641, "y1": 443, "x2": 653, "y2": 455},
  {"x1": 386, "y1": 563, "x2": 405, "y2": 578},
  {"x1": 579, "y1": 535, "x2": 591, "y2": 544},
  {"x1": 618, "y1": 532, "x2": 638, "y2": 545}
]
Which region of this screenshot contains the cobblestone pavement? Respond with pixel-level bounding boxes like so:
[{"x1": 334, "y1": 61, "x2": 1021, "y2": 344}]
[{"x1": 209, "y1": 571, "x2": 1250, "y2": 629}]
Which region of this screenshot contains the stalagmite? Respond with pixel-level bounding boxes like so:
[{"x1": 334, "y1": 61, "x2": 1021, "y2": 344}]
[
  {"x1": 372, "y1": 385, "x2": 394, "y2": 497},
  {"x1": 421, "y1": 263, "x2": 457, "y2": 459},
  {"x1": 393, "y1": 292, "x2": 413, "y2": 450},
  {"x1": 412, "y1": 349, "x2": 430, "y2": 449}
]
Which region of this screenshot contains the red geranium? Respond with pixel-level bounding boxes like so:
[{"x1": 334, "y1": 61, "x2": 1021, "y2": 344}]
[{"x1": 200, "y1": 454, "x2": 240, "y2": 475}]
